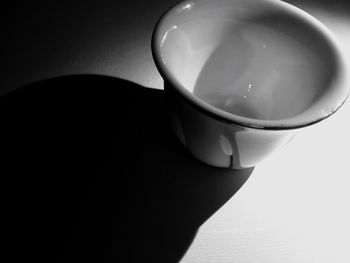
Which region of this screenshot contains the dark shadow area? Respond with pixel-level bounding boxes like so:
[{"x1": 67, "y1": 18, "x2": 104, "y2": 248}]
[
  {"x1": 286, "y1": 0, "x2": 350, "y2": 13},
  {"x1": 0, "y1": 75, "x2": 254, "y2": 262}
]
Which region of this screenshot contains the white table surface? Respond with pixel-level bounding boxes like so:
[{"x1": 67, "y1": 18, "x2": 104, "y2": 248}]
[{"x1": 4, "y1": 1, "x2": 350, "y2": 262}]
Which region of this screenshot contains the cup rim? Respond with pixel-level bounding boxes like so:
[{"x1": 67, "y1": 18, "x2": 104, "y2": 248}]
[{"x1": 151, "y1": 0, "x2": 349, "y2": 130}]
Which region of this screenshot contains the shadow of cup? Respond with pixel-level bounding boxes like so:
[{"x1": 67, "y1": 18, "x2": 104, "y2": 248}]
[{"x1": 0, "y1": 75, "x2": 253, "y2": 262}]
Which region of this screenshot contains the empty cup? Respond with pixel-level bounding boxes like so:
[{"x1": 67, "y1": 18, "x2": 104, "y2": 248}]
[{"x1": 152, "y1": 0, "x2": 349, "y2": 169}]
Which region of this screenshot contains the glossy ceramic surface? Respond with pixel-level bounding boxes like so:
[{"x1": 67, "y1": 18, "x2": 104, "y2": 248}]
[
  {"x1": 166, "y1": 86, "x2": 295, "y2": 168},
  {"x1": 152, "y1": 0, "x2": 349, "y2": 168}
]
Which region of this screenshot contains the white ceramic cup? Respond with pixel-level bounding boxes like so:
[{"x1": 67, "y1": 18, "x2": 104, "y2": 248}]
[{"x1": 152, "y1": 0, "x2": 349, "y2": 169}]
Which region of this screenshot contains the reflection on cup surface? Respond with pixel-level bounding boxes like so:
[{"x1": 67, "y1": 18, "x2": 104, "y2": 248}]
[{"x1": 193, "y1": 20, "x2": 330, "y2": 121}]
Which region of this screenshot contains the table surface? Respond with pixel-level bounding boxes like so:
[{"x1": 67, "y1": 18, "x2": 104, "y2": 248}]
[{"x1": 3, "y1": 1, "x2": 350, "y2": 262}]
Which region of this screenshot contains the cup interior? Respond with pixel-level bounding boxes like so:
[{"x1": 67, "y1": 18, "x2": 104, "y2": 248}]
[{"x1": 153, "y1": 0, "x2": 348, "y2": 128}]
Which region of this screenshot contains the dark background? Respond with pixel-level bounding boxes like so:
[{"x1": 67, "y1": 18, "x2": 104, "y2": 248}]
[{"x1": 2, "y1": 0, "x2": 350, "y2": 94}]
